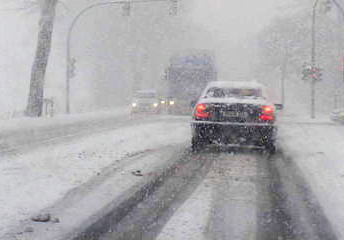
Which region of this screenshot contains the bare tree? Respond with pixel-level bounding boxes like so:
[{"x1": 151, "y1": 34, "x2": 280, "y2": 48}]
[{"x1": 25, "y1": 0, "x2": 58, "y2": 117}]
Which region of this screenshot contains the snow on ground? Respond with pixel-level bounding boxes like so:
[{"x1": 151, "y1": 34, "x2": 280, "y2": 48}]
[
  {"x1": 0, "y1": 118, "x2": 190, "y2": 236},
  {"x1": 157, "y1": 153, "x2": 258, "y2": 240},
  {"x1": 277, "y1": 112, "x2": 332, "y2": 125},
  {"x1": 156, "y1": 175, "x2": 213, "y2": 240},
  {"x1": 0, "y1": 107, "x2": 130, "y2": 133},
  {"x1": 279, "y1": 119, "x2": 344, "y2": 239}
]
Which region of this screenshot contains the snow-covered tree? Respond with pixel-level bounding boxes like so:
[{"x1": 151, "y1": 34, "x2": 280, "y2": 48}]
[
  {"x1": 25, "y1": 0, "x2": 58, "y2": 117},
  {"x1": 254, "y1": 0, "x2": 344, "y2": 114}
]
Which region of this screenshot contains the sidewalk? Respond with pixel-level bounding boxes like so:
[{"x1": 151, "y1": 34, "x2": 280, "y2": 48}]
[
  {"x1": 279, "y1": 116, "x2": 344, "y2": 239},
  {"x1": 0, "y1": 107, "x2": 130, "y2": 131},
  {"x1": 0, "y1": 108, "x2": 130, "y2": 151}
]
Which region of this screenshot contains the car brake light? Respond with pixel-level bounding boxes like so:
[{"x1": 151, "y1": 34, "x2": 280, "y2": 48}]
[
  {"x1": 194, "y1": 103, "x2": 210, "y2": 119},
  {"x1": 262, "y1": 105, "x2": 272, "y2": 114},
  {"x1": 259, "y1": 105, "x2": 274, "y2": 121},
  {"x1": 259, "y1": 114, "x2": 274, "y2": 121}
]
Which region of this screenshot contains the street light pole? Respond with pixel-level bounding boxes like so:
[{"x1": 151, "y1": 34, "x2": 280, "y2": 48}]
[
  {"x1": 281, "y1": 47, "x2": 288, "y2": 108},
  {"x1": 311, "y1": 0, "x2": 319, "y2": 119},
  {"x1": 65, "y1": 0, "x2": 175, "y2": 114},
  {"x1": 66, "y1": 1, "x2": 126, "y2": 114},
  {"x1": 331, "y1": 0, "x2": 344, "y2": 86},
  {"x1": 332, "y1": 0, "x2": 344, "y2": 18}
]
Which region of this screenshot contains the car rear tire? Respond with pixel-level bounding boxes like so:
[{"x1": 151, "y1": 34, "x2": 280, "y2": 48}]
[
  {"x1": 191, "y1": 137, "x2": 206, "y2": 152},
  {"x1": 265, "y1": 141, "x2": 277, "y2": 154}
]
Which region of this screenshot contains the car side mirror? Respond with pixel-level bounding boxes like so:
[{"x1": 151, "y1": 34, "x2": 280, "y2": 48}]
[
  {"x1": 274, "y1": 104, "x2": 283, "y2": 110},
  {"x1": 190, "y1": 100, "x2": 197, "y2": 107}
]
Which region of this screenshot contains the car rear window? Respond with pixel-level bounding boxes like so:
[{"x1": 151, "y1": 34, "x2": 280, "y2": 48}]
[
  {"x1": 205, "y1": 87, "x2": 262, "y2": 98},
  {"x1": 135, "y1": 93, "x2": 157, "y2": 98}
]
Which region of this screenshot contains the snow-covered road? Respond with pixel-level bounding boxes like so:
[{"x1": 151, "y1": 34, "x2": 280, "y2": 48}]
[
  {"x1": 0, "y1": 114, "x2": 191, "y2": 238},
  {"x1": 156, "y1": 152, "x2": 260, "y2": 240},
  {"x1": 99, "y1": 118, "x2": 344, "y2": 240},
  {"x1": 101, "y1": 149, "x2": 303, "y2": 240},
  {"x1": 279, "y1": 120, "x2": 344, "y2": 239},
  {"x1": 2, "y1": 114, "x2": 344, "y2": 240}
]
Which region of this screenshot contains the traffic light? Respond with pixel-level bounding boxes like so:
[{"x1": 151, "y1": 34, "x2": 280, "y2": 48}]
[
  {"x1": 302, "y1": 63, "x2": 311, "y2": 80},
  {"x1": 302, "y1": 64, "x2": 323, "y2": 81},
  {"x1": 311, "y1": 67, "x2": 323, "y2": 81},
  {"x1": 122, "y1": 2, "x2": 131, "y2": 16},
  {"x1": 169, "y1": 0, "x2": 178, "y2": 16},
  {"x1": 69, "y1": 58, "x2": 76, "y2": 78}
]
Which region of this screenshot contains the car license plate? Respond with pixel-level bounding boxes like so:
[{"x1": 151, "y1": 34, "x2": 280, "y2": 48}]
[{"x1": 223, "y1": 111, "x2": 244, "y2": 118}]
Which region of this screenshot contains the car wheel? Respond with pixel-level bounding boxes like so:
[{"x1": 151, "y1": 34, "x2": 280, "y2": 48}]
[
  {"x1": 265, "y1": 141, "x2": 277, "y2": 154},
  {"x1": 191, "y1": 137, "x2": 206, "y2": 152}
]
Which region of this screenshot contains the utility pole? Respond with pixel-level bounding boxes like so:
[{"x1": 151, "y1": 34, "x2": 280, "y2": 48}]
[
  {"x1": 311, "y1": 0, "x2": 319, "y2": 119},
  {"x1": 281, "y1": 48, "x2": 288, "y2": 108},
  {"x1": 326, "y1": 0, "x2": 344, "y2": 109},
  {"x1": 332, "y1": 0, "x2": 344, "y2": 84}
]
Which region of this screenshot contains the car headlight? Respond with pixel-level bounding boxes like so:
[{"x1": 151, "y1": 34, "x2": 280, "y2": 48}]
[
  {"x1": 132, "y1": 102, "x2": 137, "y2": 107},
  {"x1": 153, "y1": 103, "x2": 159, "y2": 107},
  {"x1": 169, "y1": 100, "x2": 175, "y2": 105},
  {"x1": 161, "y1": 100, "x2": 166, "y2": 104}
]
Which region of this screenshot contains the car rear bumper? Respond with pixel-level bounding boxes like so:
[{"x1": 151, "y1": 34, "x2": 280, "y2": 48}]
[
  {"x1": 191, "y1": 120, "x2": 276, "y2": 145},
  {"x1": 191, "y1": 120, "x2": 273, "y2": 127}
]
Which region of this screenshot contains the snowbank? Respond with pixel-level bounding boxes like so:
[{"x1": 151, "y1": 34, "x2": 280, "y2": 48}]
[
  {"x1": 0, "y1": 107, "x2": 130, "y2": 151},
  {"x1": 279, "y1": 121, "x2": 344, "y2": 239}
]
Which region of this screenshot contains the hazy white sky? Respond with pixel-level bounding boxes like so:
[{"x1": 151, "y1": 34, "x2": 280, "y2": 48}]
[
  {"x1": 190, "y1": 0, "x2": 279, "y2": 40},
  {"x1": 188, "y1": 0, "x2": 280, "y2": 80},
  {"x1": 0, "y1": 0, "x2": 283, "y2": 114}
]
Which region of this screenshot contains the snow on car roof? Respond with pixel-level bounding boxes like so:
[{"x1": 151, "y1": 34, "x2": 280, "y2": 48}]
[
  {"x1": 200, "y1": 97, "x2": 269, "y2": 106},
  {"x1": 205, "y1": 81, "x2": 264, "y2": 89},
  {"x1": 200, "y1": 81, "x2": 269, "y2": 102},
  {"x1": 135, "y1": 89, "x2": 158, "y2": 94}
]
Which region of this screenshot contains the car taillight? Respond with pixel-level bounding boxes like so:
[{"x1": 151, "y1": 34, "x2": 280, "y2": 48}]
[
  {"x1": 194, "y1": 103, "x2": 210, "y2": 119},
  {"x1": 259, "y1": 105, "x2": 274, "y2": 121}
]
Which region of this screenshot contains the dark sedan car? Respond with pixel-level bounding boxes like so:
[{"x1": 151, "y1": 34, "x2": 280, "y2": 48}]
[{"x1": 191, "y1": 81, "x2": 281, "y2": 153}]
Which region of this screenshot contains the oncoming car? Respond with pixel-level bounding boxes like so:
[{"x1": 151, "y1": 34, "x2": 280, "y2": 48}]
[
  {"x1": 157, "y1": 97, "x2": 175, "y2": 112},
  {"x1": 131, "y1": 90, "x2": 160, "y2": 113},
  {"x1": 164, "y1": 97, "x2": 176, "y2": 113},
  {"x1": 190, "y1": 81, "x2": 282, "y2": 153}
]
